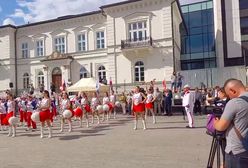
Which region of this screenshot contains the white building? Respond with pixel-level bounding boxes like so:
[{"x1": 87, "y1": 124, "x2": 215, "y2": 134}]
[{"x1": 0, "y1": 0, "x2": 183, "y2": 94}]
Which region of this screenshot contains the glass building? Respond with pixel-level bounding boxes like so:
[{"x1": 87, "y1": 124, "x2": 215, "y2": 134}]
[
  {"x1": 180, "y1": 0, "x2": 216, "y2": 70},
  {"x1": 240, "y1": 0, "x2": 248, "y2": 65}
]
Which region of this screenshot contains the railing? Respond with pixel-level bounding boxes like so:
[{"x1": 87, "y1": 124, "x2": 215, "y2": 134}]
[{"x1": 121, "y1": 37, "x2": 153, "y2": 50}]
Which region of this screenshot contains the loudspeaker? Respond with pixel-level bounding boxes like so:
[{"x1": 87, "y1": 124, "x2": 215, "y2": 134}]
[{"x1": 9, "y1": 82, "x2": 13, "y2": 88}]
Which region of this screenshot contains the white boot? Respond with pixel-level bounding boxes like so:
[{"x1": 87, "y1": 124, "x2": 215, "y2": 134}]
[
  {"x1": 102, "y1": 114, "x2": 105, "y2": 122},
  {"x1": 152, "y1": 114, "x2": 156, "y2": 124},
  {"x1": 7, "y1": 126, "x2": 12, "y2": 137},
  {"x1": 60, "y1": 121, "x2": 64, "y2": 132},
  {"x1": 68, "y1": 122, "x2": 72, "y2": 133},
  {"x1": 114, "y1": 111, "x2": 116, "y2": 119},
  {"x1": 107, "y1": 113, "x2": 109, "y2": 121},
  {"x1": 97, "y1": 116, "x2": 100, "y2": 125},
  {"x1": 12, "y1": 126, "x2": 16, "y2": 137},
  {"x1": 91, "y1": 115, "x2": 94, "y2": 124},
  {"x1": 142, "y1": 120, "x2": 147, "y2": 130},
  {"x1": 86, "y1": 119, "x2": 89, "y2": 128},
  {"x1": 48, "y1": 127, "x2": 52, "y2": 138},
  {"x1": 40, "y1": 126, "x2": 44, "y2": 138},
  {"x1": 133, "y1": 120, "x2": 137, "y2": 130}
]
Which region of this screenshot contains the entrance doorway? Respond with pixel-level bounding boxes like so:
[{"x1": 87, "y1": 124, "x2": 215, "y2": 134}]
[{"x1": 52, "y1": 67, "x2": 62, "y2": 93}]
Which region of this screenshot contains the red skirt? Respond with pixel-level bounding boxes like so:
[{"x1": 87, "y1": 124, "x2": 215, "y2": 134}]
[
  {"x1": 39, "y1": 110, "x2": 51, "y2": 122},
  {"x1": 145, "y1": 102, "x2": 153, "y2": 109},
  {"x1": 133, "y1": 103, "x2": 145, "y2": 113},
  {"x1": 74, "y1": 107, "x2": 83, "y2": 117},
  {"x1": 84, "y1": 104, "x2": 91, "y2": 113},
  {"x1": 108, "y1": 103, "x2": 113, "y2": 111},
  {"x1": 2, "y1": 112, "x2": 14, "y2": 125}
]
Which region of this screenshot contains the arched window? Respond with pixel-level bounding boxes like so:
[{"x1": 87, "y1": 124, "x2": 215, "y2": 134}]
[
  {"x1": 98, "y1": 65, "x2": 106, "y2": 83},
  {"x1": 37, "y1": 71, "x2": 44, "y2": 87},
  {"x1": 134, "y1": 61, "x2": 145, "y2": 82},
  {"x1": 80, "y1": 66, "x2": 88, "y2": 79},
  {"x1": 23, "y1": 73, "x2": 30, "y2": 89}
]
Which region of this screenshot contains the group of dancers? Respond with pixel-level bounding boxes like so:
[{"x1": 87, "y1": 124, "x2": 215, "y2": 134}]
[{"x1": 0, "y1": 85, "x2": 157, "y2": 138}]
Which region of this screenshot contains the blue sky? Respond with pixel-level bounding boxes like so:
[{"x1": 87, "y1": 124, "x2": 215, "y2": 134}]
[{"x1": 0, "y1": 0, "x2": 205, "y2": 26}]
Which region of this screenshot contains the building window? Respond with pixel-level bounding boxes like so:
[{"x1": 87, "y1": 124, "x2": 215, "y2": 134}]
[
  {"x1": 54, "y1": 36, "x2": 65, "y2": 53},
  {"x1": 96, "y1": 31, "x2": 105, "y2": 49},
  {"x1": 180, "y1": 1, "x2": 216, "y2": 70},
  {"x1": 98, "y1": 65, "x2": 106, "y2": 82},
  {"x1": 128, "y1": 21, "x2": 147, "y2": 41},
  {"x1": 80, "y1": 67, "x2": 88, "y2": 79},
  {"x1": 23, "y1": 73, "x2": 30, "y2": 89},
  {"x1": 36, "y1": 40, "x2": 44, "y2": 57},
  {"x1": 37, "y1": 71, "x2": 44, "y2": 87},
  {"x1": 78, "y1": 34, "x2": 86, "y2": 51},
  {"x1": 134, "y1": 61, "x2": 145, "y2": 82},
  {"x1": 21, "y1": 43, "x2": 29, "y2": 58}
]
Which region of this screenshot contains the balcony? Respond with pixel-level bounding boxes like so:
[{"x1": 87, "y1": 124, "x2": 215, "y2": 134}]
[{"x1": 121, "y1": 37, "x2": 153, "y2": 50}]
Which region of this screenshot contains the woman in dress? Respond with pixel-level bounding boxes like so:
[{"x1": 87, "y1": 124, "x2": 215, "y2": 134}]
[
  {"x1": 145, "y1": 89, "x2": 156, "y2": 124},
  {"x1": 91, "y1": 92, "x2": 101, "y2": 125},
  {"x1": 73, "y1": 94, "x2": 83, "y2": 127},
  {"x1": 60, "y1": 92, "x2": 73, "y2": 132},
  {"x1": 81, "y1": 92, "x2": 91, "y2": 128},
  {"x1": 132, "y1": 86, "x2": 147, "y2": 130},
  {"x1": 26, "y1": 95, "x2": 37, "y2": 131},
  {"x1": 102, "y1": 92, "x2": 112, "y2": 122},
  {"x1": 39, "y1": 90, "x2": 52, "y2": 138}
]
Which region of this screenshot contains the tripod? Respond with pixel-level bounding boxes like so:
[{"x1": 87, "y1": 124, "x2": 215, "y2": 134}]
[{"x1": 207, "y1": 131, "x2": 226, "y2": 168}]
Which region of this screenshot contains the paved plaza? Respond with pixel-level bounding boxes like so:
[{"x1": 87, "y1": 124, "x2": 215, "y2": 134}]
[{"x1": 0, "y1": 115, "x2": 212, "y2": 168}]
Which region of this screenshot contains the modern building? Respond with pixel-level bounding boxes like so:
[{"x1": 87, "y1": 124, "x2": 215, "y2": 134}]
[
  {"x1": 0, "y1": 0, "x2": 183, "y2": 94},
  {"x1": 180, "y1": 0, "x2": 248, "y2": 88}
]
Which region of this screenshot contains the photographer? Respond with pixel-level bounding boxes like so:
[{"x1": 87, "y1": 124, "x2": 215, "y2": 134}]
[{"x1": 214, "y1": 79, "x2": 248, "y2": 168}]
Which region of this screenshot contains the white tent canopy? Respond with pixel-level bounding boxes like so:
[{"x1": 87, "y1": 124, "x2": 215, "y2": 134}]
[{"x1": 67, "y1": 78, "x2": 109, "y2": 92}]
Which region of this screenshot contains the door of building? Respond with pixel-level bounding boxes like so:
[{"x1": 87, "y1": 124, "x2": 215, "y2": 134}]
[{"x1": 52, "y1": 67, "x2": 62, "y2": 93}]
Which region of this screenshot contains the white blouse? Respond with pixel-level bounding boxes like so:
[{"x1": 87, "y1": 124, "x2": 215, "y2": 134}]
[
  {"x1": 91, "y1": 97, "x2": 99, "y2": 106},
  {"x1": 103, "y1": 97, "x2": 110, "y2": 105},
  {"x1": 110, "y1": 95, "x2": 116, "y2": 103},
  {"x1": 146, "y1": 94, "x2": 153, "y2": 103},
  {"x1": 7, "y1": 100, "x2": 15, "y2": 113},
  {"x1": 61, "y1": 99, "x2": 70, "y2": 110},
  {"x1": 133, "y1": 93, "x2": 142, "y2": 105},
  {"x1": 0, "y1": 102, "x2": 7, "y2": 114},
  {"x1": 40, "y1": 98, "x2": 50, "y2": 110}
]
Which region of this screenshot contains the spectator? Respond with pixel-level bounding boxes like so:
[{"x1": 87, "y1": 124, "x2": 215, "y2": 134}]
[
  {"x1": 153, "y1": 87, "x2": 163, "y2": 115},
  {"x1": 214, "y1": 79, "x2": 248, "y2": 168},
  {"x1": 50, "y1": 83, "x2": 55, "y2": 93},
  {"x1": 39, "y1": 83, "x2": 45, "y2": 93},
  {"x1": 126, "y1": 92, "x2": 133, "y2": 115},
  {"x1": 194, "y1": 87, "x2": 202, "y2": 115},
  {"x1": 171, "y1": 72, "x2": 177, "y2": 92},
  {"x1": 119, "y1": 92, "x2": 127, "y2": 115},
  {"x1": 163, "y1": 89, "x2": 173, "y2": 116},
  {"x1": 176, "y1": 72, "x2": 184, "y2": 92}
]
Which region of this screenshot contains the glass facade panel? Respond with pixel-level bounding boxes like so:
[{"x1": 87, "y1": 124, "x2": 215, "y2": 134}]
[{"x1": 180, "y1": 0, "x2": 216, "y2": 70}]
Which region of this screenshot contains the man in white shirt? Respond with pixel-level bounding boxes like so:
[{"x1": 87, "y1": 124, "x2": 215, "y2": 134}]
[{"x1": 182, "y1": 85, "x2": 195, "y2": 128}]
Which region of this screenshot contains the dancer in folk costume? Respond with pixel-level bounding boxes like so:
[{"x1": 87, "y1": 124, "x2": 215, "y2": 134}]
[
  {"x1": 132, "y1": 86, "x2": 147, "y2": 130},
  {"x1": 102, "y1": 92, "x2": 112, "y2": 122},
  {"x1": 2, "y1": 93, "x2": 16, "y2": 137},
  {"x1": 145, "y1": 89, "x2": 156, "y2": 124},
  {"x1": 18, "y1": 95, "x2": 27, "y2": 127},
  {"x1": 60, "y1": 92, "x2": 74, "y2": 132},
  {"x1": 73, "y1": 94, "x2": 83, "y2": 127},
  {"x1": 109, "y1": 91, "x2": 117, "y2": 119},
  {"x1": 39, "y1": 90, "x2": 52, "y2": 138},
  {"x1": 26, "y1": 95, "x2": 37, "y2": 131},
  {"x1": 0, "y1": 98, "x2": 7, "y2": 131},
  {"x1": 80, "y1": 92, "x2": 91, "y2": 128},
  {"x1": 91, "y1": 92, "x2": 101, "y2": 125}
]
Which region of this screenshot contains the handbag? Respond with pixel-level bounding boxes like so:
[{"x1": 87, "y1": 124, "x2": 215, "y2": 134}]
[{"x1": 206, "y1": 114, "x2": 216, "y2": 135}]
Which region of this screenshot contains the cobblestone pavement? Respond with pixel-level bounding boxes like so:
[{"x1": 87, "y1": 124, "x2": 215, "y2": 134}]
[{"x1": 0, "y1": 115, "x2": 212, "y2": 168}]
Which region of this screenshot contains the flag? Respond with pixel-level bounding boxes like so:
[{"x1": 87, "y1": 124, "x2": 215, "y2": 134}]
[
  {"x1": 162, "y1": 79, "x2": 167, "y2": 90},
  {"x1": 96, "y1": 80, "x2": 100, "y2": 94},
  {"x1": 109, "y1": 77, "x2": 113, "y2": 92}
]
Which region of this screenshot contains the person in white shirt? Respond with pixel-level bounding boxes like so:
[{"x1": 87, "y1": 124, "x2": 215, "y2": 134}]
[
  {"x1": 182, "y1": 85, "x2": 195, "y2": 128},
  {"x1": 91, "y1": 92, "x2": 101, "y2": 125},
  {"x1": 132, "y1": 86, "x2": 147, "y2": 130},
  {"x1": 39, "y1": 90, "x2": 52, "y2": 138},
  {"x1": 102, "y1": 92, "x2": 112, "y2": 122},
  {"x1": 0, "y1": 98, "x2": 7, "y2": 131},
  {"x1": 18, "y1": 95, "x2": 27, "y2": 127},
  {"x1": 26, "y1": 95, "x2": 37, "y2": 131},
  {"x1": 110, "y1": 91, "x2": 117, "y2": 119},
  {"x1": 3, "y1": 94, "x2": 16, "y2": 137},
  {"x1": 80, "y1": 92, "x2": 90, "y2": 128},
  {"x1": 145, "y1": 89, "x2": 156, "y2": 124},
  {"x1": 60, "y1": 92, "x2": 73, "y2": 133}
]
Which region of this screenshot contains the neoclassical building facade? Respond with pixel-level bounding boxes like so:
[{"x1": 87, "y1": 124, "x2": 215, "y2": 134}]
[{"x1": 0, "y1": 0, "x2": 182, "y2": 94}]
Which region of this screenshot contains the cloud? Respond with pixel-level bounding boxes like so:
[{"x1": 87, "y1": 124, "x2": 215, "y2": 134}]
[
  {"x1": 2, "y1": 18, "x2": 16, "y2": 25},
  {"x1": 10, "y1": 0, "x2": 126, "y2": 24}
]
